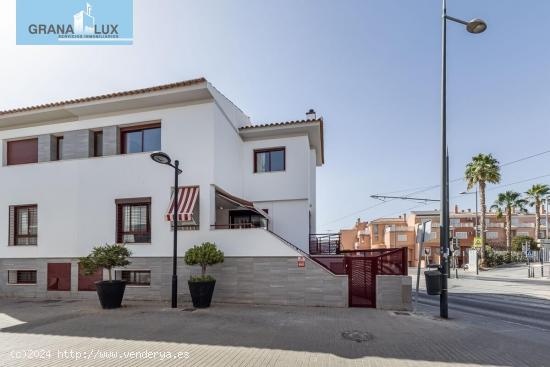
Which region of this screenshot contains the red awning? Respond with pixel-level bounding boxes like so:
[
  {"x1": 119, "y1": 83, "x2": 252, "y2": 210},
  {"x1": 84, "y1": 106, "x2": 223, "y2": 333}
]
[{"x1": 166, "y1": 186, "x2": 199, "y2": 222}]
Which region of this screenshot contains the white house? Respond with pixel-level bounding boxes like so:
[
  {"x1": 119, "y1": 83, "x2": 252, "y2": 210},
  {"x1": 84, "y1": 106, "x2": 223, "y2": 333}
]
[{"x1": 0, "y1": 78, "x2": 347, "y2": 306}]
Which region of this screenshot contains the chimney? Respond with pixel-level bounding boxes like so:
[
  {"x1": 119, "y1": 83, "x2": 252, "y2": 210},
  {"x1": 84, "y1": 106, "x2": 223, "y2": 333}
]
[
  {"x1": 454, "y1": 204, "x2": 459, "y2": 214},
  {"x1": 306, "y1": 109, "x2": 316, "y2": 120},
  {"x1": 467, "y1": 208, "x2": 471, "y2": 213},
  {"x1": 403, "y1": 213, "x2": 406, "y2": 221}
]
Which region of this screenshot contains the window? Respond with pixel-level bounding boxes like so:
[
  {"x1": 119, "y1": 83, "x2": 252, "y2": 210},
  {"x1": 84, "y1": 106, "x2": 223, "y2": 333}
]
[
  {"x1": 228, "y1": 210, "x2": 268, "y2": 229},
  {"x1": 373, "y1": 224, "x2": 379, "y2": 239},
  {"x1": 116, "y1": 198, "x2": 151, "y2": 243},
  {"x1": 512, "y1": 218, "x2": 520, "y2": 226},
  {"x1": 55, "y1": 136, "x2": 64, "y2": 160},
  {"x1": 7, "y1": 138, "x2": 38, "y2": 165},
  {"x1": 450, "y1": 218, "x2": 460, "y2": 227},
  {"x1": 254, "y1": 148, "x2": 285, "y2": 173},
  {"x1": 517, "y1": 231, "x2": 530, "y2": 237},
  {"x1": 94, "y1": 131, "x2": 103, "y2": 157},
  {"x1": 121, "y1": 124, "x2": 161, "y2": 154},
  {"x1": 9, "y1": 205, "x2": 38, "y2": 246},
  {"x1": 397, "y1": 234, "x2": 408, "y2": 242},
  {"x1": 115, "y1": 270, "x2": 150, "y2": 286},
  {"x1": 486, "y1": 232, "x2": 498, "y2": 239},
  {"x1": 8, "y1": 270, "x2": 37, "y2": 284},
  {"x1": 455, "y1": 231, "x2": 468, "y2": 239}
]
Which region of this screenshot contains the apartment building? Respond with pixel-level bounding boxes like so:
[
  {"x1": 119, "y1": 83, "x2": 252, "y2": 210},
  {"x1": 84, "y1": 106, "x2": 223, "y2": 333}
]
[
  {"x1": 340, "y1": 205, "x2": 547, "y2": 266},
  {"x1": 0, "y1": 78, "x2": 348, "y2": 306}
]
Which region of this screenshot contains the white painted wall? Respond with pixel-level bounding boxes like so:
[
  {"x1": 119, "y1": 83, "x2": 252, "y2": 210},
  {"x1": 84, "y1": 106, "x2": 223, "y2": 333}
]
[
  {"x1": 242, "y1": 135, "x2": 310, "y2": 202},
  {"x1": 0, "y1": 100, "x2": 319, "y2": 258}
]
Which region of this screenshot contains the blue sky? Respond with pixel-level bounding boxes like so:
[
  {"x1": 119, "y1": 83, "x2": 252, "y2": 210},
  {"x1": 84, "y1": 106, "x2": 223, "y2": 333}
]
[{"x1": 1, "y1": 1, "x2": 549, "y2": 232}]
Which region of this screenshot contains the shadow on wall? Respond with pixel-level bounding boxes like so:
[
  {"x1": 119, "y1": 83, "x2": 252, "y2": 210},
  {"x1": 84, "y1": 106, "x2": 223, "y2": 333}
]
[{"x1": 1, "y1": 296, "x2": 549, "y2": 363}]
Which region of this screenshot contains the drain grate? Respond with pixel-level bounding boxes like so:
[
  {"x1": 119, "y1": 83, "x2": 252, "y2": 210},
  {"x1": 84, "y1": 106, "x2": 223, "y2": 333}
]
[
  {"x1": 182, "y1": 308, "x2": 196, "y2": 312},
  {"x1": 341, "y1": 330, "x2": 373, "y2": 343},
  {"x1": 393, "y1": 311, "x2": 411, "y2": 316}
]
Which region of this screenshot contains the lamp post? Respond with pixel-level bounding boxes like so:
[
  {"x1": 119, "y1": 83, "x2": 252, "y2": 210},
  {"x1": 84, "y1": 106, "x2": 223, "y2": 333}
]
[
  {"x1": 440, "y1": 0, "x2": 486, "y2": 319},
  {"x1": 151, "y1": 152, "x2": 183, "y2": 308}
]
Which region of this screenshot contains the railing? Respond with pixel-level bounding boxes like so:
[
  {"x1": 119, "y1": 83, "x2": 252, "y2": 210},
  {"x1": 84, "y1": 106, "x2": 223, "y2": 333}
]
[
  {"x1": 211, "y1": 223, "x2": 266, "y2": 230},
  {"x1": 309, "y1": 233, "x2": 341, "y2": 255},
  {"x1": 312, "y1": 248, "x2": 408, "y2": 276}
]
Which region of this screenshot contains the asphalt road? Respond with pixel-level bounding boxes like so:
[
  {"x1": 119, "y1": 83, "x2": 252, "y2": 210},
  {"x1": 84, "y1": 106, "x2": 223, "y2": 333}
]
[{"x1": 413, "y1": 265, "x2": 550, "y2": 332}]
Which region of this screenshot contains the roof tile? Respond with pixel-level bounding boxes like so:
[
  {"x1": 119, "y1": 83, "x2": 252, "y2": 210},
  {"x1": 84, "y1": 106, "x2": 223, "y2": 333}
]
[{"x1": 0, "y1": 77, "x2": 207, "y2": 116}]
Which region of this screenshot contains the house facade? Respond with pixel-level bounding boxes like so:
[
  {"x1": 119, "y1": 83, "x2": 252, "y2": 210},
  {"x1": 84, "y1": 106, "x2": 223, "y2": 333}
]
[{"x1": 0, "y1": 78, "x2": 347, "y2": 306}]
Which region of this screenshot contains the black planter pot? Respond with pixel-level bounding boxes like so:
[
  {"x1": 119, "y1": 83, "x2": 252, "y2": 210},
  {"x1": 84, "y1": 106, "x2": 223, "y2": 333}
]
[
  {"x1": 188, "y1": 279, "x2": 216, "y2": 308},
  {"x1": 95, "y1": 280, "x2": 126, "y2": 309}
]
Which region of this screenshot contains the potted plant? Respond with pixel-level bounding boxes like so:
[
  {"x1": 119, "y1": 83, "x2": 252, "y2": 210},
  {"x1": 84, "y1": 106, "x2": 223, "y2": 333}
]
[
  {"x1": 184, "y1": 242, "x2": 224, "y2": 308},
  {"x1": 79, "y1": 244, "x2": 132, "y2": 309}
]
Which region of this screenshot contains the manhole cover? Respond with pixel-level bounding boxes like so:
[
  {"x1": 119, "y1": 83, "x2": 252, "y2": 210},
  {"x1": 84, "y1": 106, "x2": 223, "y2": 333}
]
[{"x1": 341, "y1": 330, "x2": 372, "y2": 343}]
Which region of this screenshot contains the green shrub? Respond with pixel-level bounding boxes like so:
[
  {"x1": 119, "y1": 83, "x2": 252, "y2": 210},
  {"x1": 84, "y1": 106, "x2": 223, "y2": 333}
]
[
  {"x1": 184, "y1": 242, "x2": 224, "y2": 280},
  {"x1": 511, "y1": 235, "x2": 537, "y2": 252},
  {"x1": 79, "y1": 244, "x2": 131, "y2": 281}
]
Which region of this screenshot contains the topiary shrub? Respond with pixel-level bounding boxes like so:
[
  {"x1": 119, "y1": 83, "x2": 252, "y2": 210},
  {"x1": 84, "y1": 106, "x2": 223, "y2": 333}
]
[
  {"x1": 79, "y1": 244, "x2": 132, "y2": 281},
  {"x1": 511, "y1": 235, "x2": 537, "y2": 252},
  {"x1": 184, "y1": 242, "x2": 224, "y2": 282}
]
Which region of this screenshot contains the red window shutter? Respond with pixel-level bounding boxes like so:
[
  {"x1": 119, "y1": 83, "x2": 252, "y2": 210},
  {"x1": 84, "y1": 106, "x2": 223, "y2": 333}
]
[
  {"x1": 78, "y1": 263, "x2": 102, "y2": 291},
  {"x1": 116, "y1": 204, "x2": 123, "y2": 242},
  {"x1": 8, "y1": 206, "x2": 15, "y2": 246},
  {"x1": 7, "y1": 139, "x2": 38, "y2": 165},
  {"x1": 47, "y1": 263, "x2": 71, "y2": 291}
]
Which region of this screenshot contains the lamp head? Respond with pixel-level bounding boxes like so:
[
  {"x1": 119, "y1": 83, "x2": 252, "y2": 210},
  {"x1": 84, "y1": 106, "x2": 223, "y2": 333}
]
[
  {"x1": 150, "y1": 152, "x2": 171, "y2": 165},
  {"x1": 466, "y1": 19, "x2": 487, "y2": 34}
]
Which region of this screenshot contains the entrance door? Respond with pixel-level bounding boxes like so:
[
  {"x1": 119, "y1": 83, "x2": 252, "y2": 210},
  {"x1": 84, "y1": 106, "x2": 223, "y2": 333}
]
[{"x1": 347, "y1": 257, "x2": 377, "y2": 307}]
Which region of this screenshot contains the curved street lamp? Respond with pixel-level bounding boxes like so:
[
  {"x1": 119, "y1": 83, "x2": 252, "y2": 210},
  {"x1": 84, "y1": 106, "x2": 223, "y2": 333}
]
[
  {"x1": 150, "y1": 152, "x2": 182, "y2": 308},
  {"x1": 440, "y1": 0, "x2": 486, "y2": 319}
]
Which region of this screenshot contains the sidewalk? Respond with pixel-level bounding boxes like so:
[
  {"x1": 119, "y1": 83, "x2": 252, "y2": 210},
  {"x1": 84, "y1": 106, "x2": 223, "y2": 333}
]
[{"x1": 0, "y1": 298, "x2": 549, "y2": 366}]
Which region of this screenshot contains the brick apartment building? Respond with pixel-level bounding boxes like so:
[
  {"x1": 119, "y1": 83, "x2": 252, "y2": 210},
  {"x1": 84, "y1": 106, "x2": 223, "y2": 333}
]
[{"x1": 341, "y1": 205, "x2": 548, "y2": 266}]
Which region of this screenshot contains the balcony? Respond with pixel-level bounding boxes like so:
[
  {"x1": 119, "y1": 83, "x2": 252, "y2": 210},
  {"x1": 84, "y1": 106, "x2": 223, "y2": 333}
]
[{"x1": 309, "y1": 233, "x2": 341, "y2": 255}]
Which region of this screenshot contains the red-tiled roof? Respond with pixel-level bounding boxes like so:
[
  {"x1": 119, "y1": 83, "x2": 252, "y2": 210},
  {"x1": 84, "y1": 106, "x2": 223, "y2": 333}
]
[
  {"x1": 239, "y1": 118, "x2": 321, "y2": 130},
  {"x1": 0, "y1": 77, "x2": 207, "y2": 116}
]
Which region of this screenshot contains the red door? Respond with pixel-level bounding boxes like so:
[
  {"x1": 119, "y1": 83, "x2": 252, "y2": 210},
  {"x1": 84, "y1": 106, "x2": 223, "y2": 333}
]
[{"x1": 47, "y1": 263, "x2": 71, "y2": 291}]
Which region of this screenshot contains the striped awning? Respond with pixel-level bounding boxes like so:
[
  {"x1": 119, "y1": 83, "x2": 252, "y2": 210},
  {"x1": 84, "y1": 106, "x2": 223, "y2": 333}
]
[{"x1": 165, "y1": 186, "x2": 199, "y2": 222}]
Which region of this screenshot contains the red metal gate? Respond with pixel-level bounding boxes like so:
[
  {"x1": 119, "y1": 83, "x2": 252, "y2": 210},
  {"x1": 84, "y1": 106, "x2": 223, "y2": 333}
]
[
  {"x1": 345, "y1": 248, "x2": 408, "y2": 308},
  {"x1": 346, "y1": 256, "x2": 377, "y2": 307}
]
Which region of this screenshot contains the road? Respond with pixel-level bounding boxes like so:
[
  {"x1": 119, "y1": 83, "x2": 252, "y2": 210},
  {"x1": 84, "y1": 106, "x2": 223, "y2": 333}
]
[{"x1": 412, "y1": 264, "x2": 550, "y2": 332}]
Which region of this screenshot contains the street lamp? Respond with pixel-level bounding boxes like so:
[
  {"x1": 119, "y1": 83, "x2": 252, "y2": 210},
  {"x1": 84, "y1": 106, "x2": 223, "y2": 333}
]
[
  {"x1": 150, "y1": 152, "x2": 182, "y2": 308},
  {"x1": 440, "y1": 0, "x2": 486, "y2": 319}
]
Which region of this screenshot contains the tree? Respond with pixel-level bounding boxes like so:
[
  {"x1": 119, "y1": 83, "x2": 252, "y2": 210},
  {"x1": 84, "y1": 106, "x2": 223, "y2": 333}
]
[
  {"x1": 525, "y1": 184, "x2": 550, "y2": 243},
  {"x1": 511, "y1": 235, "x2": 536, "y2": 252},
  {"x1": 184, "y1": 242, "x2": 224, "y2": 281},
  {"x1": 465, "y1": 153, "x2": 501, "y2": 266},
  {"x1": 491, "y1": 191, "x2": 527, "y2": 257},
  {"x1": 79, "y1": 244, "x2": 132, "y2": 281}
]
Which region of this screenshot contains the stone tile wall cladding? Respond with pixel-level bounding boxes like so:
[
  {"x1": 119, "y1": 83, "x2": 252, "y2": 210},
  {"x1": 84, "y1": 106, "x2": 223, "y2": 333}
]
[{"x1": 0, "y1": 257, "x2": 348, "y2": 307}]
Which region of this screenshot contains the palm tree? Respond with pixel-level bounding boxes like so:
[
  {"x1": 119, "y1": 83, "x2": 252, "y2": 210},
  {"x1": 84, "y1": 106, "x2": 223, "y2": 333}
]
[
  {"x1": 491, "y1": 191, "x2": 527, "y2": 257},
  {"x1": 525, "y1": 184, "x2": 550, "y2": 243},
  {"x1": 465, "y1": 153, "x2": 501, "y2": 266}
]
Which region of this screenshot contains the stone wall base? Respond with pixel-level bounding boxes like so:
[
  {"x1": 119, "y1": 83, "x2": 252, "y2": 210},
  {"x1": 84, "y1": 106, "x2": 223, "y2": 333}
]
[{"x1": 0, "y1": 257, "x2": 348, "y2": 307}]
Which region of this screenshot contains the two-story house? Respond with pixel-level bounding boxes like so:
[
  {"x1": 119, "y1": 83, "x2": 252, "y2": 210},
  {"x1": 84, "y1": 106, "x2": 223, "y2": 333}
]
[{"x1": 0, "y1": 78, "x2": 347, "y2": 307}]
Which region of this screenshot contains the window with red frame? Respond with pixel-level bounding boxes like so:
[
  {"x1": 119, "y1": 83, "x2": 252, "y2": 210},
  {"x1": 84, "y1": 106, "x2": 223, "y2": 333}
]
[{"x1": 116, "y1": 198, "x2": 151, "y2": 243}]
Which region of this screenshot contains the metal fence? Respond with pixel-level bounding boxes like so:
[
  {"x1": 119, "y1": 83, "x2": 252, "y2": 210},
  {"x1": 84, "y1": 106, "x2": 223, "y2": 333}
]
[{"x1": 311, "y1": 248, "x2": 408, "y2": 308}]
